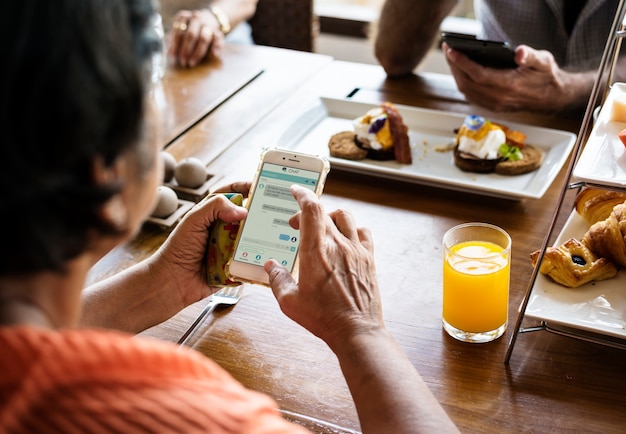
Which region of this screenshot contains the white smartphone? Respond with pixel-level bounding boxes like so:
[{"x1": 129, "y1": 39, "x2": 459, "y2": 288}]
[{"x1": 226, "y1": 148, "x2": 330, "y2": 286}]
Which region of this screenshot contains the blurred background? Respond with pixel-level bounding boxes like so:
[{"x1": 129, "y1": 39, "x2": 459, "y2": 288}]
[{"x1": 314, "y1": 0, "x2": 476, "y2": 73}]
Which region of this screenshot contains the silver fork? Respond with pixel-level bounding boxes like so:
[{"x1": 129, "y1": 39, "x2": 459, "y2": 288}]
[{"x1": 177, "y1": 286, "x2": 243, "y2": 346}]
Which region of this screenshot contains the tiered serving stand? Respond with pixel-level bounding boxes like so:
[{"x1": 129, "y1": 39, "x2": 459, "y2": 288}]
[{"x1": 505, "y1": 0, "x2": 626, "y2": 363}]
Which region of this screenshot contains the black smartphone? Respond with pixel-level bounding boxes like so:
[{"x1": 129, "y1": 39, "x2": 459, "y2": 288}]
[{"x1": 440, "y1": 32, "x2": 517, "y2": 69}]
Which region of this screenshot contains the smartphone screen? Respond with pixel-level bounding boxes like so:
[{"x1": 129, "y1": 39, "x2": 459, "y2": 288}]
[{"x1": 228, "y1": 150, "x2": 328, "y2": 285}]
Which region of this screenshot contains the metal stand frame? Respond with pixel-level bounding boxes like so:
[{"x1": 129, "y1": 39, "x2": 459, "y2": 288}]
[{"x1": 505, "y1": 0, "x2": 626, "y2": 364}]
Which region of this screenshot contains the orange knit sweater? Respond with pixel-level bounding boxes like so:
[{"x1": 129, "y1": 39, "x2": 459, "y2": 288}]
[{"x1": 0, "y1": 327, "x2": 309, "y2": 433}]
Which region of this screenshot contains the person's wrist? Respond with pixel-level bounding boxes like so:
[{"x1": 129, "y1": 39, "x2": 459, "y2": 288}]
[
  {"x1": 207, "y1": 6, "x2": 231, "y2": 36},
  {"x1": 325, "y1": 322, "x2": 389, "y2": 356},
  {"x1": 557, "y1": 70, "x2": 593, "y2": 113}
]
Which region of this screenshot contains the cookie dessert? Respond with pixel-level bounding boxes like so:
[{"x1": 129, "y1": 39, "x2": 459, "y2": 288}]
[
  {"x1": 327, "y1": 131, "x2": 368, "y2": 161},
  {"x1": 453, "y1": 115, "x2": 542, "y2": 175},
  {"x1": 329, "y1": 102, "x2": 412, "y2": 164}
]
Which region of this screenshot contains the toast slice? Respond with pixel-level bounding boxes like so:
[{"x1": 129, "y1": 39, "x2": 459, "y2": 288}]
[{"x1": 495, "y1": 144, "x2": 543, "y2": 175}]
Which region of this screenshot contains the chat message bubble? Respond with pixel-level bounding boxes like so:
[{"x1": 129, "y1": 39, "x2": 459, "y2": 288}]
[
  {"x1": 261, "y1": 204, "x2": 297, "y2": 215},
  {"x1": 272, "y1": 218, "x2": 291, "y2": 227},
  {"x1": 264, "y1": 184, "x2": 294, "y2": 201},
  {"x1": 240, "y1": 237, "x2": 293, "y2": 251}
]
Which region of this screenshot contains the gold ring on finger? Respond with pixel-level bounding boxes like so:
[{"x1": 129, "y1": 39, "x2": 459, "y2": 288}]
[{"x1": 199, "y1": 26, "x2": 213, "y2": 37}]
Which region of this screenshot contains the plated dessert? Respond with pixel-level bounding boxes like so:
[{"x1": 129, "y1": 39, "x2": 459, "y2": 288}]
[
  {"x1": 453, "y1": 115, "x2": 542, "y2": 175},
  {"x1": 328, "y1": 109, "x2": 544, "y2": 177},
  {"x1": 306, "y1": 97, "x2": 575, "y2": 199},
  {"x1": 328, "y1": 102, "x2": 412, "y2": 164}
]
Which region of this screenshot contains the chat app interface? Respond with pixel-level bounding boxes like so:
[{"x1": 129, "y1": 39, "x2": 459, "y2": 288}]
[{"x1": 233, "y1": 163, "x2": 320, "y2": 271}]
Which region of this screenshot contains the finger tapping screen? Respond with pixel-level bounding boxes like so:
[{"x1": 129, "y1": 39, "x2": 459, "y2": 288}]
[{"x1": 233, "y1": 163, "x2": 321, "y2": 271}]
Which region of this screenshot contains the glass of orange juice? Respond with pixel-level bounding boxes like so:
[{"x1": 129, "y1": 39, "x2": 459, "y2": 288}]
[{"x1": 442, "y1": 223, "x2": 511, "y2": 343}]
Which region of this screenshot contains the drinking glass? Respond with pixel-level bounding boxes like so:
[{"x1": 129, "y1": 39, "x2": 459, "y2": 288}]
[{"x1": 442, "y1": 222, "x2": 511, "y2": 343}]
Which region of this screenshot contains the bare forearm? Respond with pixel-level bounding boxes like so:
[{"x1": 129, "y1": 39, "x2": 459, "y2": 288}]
[
  {"x1": 80, "y1": 257, "x2": 182, "y2": 333},
  {"x1": 374, "y1": 0, "x2": 457, "y2": 76},
  {"x1": 332, "y1": 328, "x2": 458, "y2": 433},
  {"x1": 552, "y1": 66, "x2": 599, "y2": 112}
]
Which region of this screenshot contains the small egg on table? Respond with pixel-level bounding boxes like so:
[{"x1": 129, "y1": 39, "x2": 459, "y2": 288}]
[
  {"x1": 151, "y1": 185, "x2": 179, "y2": 218},
  {"x1": 174, "y1": 157, "x2": 207, "y2": 188},
  {"x1": 161, "y1": 151, "x2": 177, "y2": 182}
]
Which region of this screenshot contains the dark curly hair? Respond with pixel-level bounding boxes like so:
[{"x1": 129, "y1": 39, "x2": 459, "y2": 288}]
[{"x1": 0, "y1": 0, "x2": 161, "y2": 274}]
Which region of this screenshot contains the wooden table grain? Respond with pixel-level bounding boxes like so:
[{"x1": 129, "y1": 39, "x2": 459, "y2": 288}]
[
  {"x1": 152, "y1": 43, "x2": 332, "y2": 148},
  {"x1": 88, "y1": 49, "x2": 626, "y2": 433}
]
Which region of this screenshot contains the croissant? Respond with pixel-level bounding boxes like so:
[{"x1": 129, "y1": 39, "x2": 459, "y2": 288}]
[
  {"x1": 581, "y1": 202, "x2": 626, "y2": 268},
  {"x1": 530, "y1": 238, "x2": 618, "y2": 288},
  {"x1": 575, "y1": 187, "x2": 626, "y2": 225},
  {"x1": 531, "y1": 189, "x2": 626, "y2": 287}
]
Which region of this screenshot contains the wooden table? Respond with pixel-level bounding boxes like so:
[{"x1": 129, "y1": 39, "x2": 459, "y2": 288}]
[
  {"x1": 88, "y1": 46, "x2": 626, "y2": 433},
  {"x1": 152, "y1": 43, "x2": 333, "y2": 149}
]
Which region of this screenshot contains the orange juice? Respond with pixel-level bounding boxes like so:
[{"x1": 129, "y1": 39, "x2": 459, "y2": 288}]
[{"x1": 443, "y1": 240, "x2": 509, "y2": 333}]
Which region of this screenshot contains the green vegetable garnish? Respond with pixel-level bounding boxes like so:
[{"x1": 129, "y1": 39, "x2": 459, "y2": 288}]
[{"x1": 499, "y1": 143, "x2": 523, "y2": 161}]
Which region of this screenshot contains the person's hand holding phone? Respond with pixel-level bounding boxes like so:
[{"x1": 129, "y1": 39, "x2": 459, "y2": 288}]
[
  {"x1": 443, "y1": 42, "x2": 585, "y2": 113},
  {"x1": 265, "y1": 184, "x2": 383, "y2": 349},
  {"x1": 265, "y1": 185, "x2": 459, "y2": 433},
  {"x1": 149, "y1": 181, "x2": 250, "y2": 307}
]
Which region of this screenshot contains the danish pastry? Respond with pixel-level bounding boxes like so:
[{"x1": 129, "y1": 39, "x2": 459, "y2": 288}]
[
  {"x1": 530, "y1": 238, "x2": 618, "y2": 288},
  {"x1": 531, "y1": 190, "x2": 626, "y2": 288}
]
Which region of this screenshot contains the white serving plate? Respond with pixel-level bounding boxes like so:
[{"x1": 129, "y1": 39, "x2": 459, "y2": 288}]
[
  {"x1": 526, "y1": 210, "x2": 626, "y2": 340},
  {"x1": 279, "y1": 97, "x2": 576, "y2": 200},
  {"x1": 573, "y1": 82, "x2": 626, "y2": 187}
]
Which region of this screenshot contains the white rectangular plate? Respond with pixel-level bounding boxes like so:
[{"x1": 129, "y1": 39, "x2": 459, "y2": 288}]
[
  {"x1": 526, "y1": 210, "x2": 626, "y2": 339},
  {"x1": 573, "y1": 82, "x2": 626, "y2": 187},
  {"x1": 279, "y1": 98, "x2": 576, "y2": 200}
]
